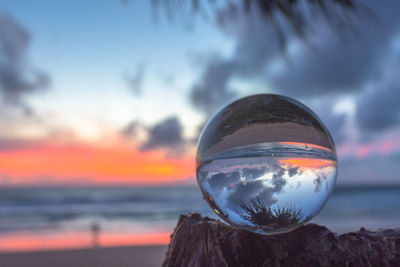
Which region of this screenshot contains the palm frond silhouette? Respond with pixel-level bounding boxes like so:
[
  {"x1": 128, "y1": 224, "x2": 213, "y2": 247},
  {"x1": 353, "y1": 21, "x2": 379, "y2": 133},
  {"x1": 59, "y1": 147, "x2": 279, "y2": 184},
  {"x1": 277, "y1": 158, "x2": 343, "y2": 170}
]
[
  {"x1": 152, "y1": 0, "x2": 366, "y2": 50},
  {"x1": 239, "y1": 197, "x2": 305, "y2": 230}
]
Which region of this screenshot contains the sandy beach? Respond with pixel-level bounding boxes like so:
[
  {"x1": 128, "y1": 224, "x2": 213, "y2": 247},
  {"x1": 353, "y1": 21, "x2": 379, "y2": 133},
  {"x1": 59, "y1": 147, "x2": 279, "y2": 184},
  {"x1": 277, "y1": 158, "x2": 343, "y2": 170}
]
[
  {"x1": 0, "y1": 245, "x2": 168, "y2": 267},
  {"x1": 203, "y1": 122, "x2": 334, "y2": 158}
]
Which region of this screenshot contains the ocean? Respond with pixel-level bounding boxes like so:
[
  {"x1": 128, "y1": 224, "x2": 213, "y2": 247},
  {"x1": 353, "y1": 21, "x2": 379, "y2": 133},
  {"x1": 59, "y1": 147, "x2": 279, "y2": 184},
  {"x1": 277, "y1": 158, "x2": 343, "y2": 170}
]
[{"x1": 0, "y1": 185, "x2": 399, "y2": 252}]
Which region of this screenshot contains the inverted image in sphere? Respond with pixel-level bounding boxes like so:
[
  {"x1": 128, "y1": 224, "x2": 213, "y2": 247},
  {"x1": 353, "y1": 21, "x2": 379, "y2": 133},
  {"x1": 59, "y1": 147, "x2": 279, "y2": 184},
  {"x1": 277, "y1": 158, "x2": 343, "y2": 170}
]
[{"x1": 196, "y1": 94, "x2": 337, "y2": 235}]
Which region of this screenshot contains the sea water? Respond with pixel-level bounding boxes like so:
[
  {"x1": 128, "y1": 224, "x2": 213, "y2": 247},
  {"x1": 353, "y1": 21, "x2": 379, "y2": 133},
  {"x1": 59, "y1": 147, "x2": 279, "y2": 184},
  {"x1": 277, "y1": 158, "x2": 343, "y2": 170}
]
[{"x1": 1, "y1": 185, "x2": 400, "y2": 251}]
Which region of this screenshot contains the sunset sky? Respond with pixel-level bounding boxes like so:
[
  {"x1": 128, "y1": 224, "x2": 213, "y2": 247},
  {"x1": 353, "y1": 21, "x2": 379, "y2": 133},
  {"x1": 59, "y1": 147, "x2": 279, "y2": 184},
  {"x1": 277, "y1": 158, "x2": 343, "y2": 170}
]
[{"x1": 1, "y1": 0, "x2": 400, "y2": 186}]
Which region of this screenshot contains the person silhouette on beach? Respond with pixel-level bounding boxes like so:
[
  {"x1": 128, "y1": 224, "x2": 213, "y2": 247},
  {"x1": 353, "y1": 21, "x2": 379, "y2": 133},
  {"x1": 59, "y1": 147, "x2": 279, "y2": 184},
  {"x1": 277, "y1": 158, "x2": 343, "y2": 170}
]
[{"x1": 91, "y1": 222, "x2": 101, "y2": 248}]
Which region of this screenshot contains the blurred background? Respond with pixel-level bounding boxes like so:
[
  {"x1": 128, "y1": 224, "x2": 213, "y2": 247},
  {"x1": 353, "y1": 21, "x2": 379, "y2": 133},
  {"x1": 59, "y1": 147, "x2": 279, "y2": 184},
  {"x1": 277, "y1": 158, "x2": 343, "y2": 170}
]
[{"x1": 0, "y1": 0, "x2": 399, "y2": 253}]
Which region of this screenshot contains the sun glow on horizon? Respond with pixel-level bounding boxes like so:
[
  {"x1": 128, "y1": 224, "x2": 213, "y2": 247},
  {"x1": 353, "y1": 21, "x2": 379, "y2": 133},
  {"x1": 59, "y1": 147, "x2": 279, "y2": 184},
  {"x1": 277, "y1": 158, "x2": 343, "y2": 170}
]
[
  {"x1": 0, "y1": 143, "x2": 195, "y2": 186},
  {"x1": 280, "y1": 157, "x2": 336, "y2": 169}
]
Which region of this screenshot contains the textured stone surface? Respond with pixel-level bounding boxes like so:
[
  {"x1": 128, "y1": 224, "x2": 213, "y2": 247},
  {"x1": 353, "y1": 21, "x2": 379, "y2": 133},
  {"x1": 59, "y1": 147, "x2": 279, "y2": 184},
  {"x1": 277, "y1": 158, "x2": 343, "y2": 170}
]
[{"x1": 162, "y1": 213, "x2": 400, "y2": 267}]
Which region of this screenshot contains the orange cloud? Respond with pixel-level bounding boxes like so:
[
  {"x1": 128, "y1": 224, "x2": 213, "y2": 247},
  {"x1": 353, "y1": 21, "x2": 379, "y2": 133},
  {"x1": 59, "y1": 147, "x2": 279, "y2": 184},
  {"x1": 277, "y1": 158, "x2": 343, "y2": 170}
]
[
  {"x1": 0, "y1": 143, "x2": 195, "y2": 186},
  {"x1": 338, "y1": 139, "x2": 400, "y2": 159}
]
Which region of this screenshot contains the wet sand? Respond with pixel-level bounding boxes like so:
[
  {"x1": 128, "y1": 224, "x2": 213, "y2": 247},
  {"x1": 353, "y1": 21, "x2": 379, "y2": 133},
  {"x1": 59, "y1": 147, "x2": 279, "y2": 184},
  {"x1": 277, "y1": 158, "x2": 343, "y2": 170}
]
[
  {"x1": 203, "y1": 122, "x2": 333, "y2": 158},
  {"x1": 0, "y1": 245, "x2": 168, "y2": 267}
]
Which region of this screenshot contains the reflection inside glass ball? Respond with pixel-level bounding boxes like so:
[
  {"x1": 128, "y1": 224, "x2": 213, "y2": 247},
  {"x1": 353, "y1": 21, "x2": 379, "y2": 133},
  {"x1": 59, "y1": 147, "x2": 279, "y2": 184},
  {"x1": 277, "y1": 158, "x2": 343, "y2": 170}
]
[{"x1": 196, "y1": 94, "x2": 337, "y2": 235}]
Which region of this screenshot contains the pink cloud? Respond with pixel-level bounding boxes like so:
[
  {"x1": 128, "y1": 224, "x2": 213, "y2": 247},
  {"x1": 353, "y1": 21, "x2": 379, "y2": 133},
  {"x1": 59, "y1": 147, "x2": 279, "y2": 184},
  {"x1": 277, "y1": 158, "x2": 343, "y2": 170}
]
[{"x1": 338, "y1": 138, "x2": 400, "y2": 159}]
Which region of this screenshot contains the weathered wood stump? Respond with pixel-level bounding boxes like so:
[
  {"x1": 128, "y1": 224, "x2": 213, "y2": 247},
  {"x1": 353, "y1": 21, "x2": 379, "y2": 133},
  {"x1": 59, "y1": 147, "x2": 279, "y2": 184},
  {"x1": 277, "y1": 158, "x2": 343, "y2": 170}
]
[{"x1": 162, "y1": 213, "x2": 400, "y2": 267}]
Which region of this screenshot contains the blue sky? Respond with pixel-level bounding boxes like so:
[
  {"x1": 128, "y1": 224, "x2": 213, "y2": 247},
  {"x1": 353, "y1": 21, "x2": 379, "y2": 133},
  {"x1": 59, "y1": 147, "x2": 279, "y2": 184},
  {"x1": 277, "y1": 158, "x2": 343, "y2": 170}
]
[{"x1": 0, "y1": 0, "x2": 231, "y2": 137}]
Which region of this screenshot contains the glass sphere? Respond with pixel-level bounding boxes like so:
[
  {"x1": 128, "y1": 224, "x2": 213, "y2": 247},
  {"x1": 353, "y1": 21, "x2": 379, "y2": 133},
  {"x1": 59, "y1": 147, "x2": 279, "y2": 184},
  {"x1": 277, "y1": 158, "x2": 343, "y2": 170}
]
[{"x1": 196, "y1": 94, "x2": 337, "y2": 235}]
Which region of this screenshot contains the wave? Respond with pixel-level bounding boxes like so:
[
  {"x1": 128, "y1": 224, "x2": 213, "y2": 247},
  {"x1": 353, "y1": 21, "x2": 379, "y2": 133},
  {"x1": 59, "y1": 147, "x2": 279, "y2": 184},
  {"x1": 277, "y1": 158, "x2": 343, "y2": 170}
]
[{"x1": 0, "y1": 185, "x2": 399, "y2": 234}]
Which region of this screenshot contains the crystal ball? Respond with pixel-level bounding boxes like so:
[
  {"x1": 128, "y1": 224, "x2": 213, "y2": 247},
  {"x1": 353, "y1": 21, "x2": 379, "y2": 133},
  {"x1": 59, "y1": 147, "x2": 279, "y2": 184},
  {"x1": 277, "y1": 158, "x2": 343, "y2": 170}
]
[{"x1": 196, "y1": 94, "x2": 337, "y2": 235}]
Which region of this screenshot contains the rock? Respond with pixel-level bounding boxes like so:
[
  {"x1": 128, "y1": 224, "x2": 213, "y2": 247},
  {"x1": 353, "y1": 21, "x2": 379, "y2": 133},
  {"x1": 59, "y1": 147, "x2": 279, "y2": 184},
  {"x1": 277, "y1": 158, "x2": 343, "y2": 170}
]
[{"x1": 162, "y1": 213, "x2": 400, "y2": 267}]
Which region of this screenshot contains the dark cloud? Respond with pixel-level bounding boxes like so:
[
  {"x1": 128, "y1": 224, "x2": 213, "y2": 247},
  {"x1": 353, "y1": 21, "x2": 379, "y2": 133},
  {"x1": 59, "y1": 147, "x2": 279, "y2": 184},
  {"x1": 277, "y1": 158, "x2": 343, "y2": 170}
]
[
  {"x1": 189, "y1": 9, "x2": 280, "y2": 116},
  {"x1": 233, "y1": 0, "x2": 400, "y2": 97},
  {"x1": 126, "y1": 63, "x2": 146, "y2": 96},
  {"x1": 190, "y1": 58, "x2": 237, "y2": 116},
  {"x1": 189, "y1": 1, "x2": 400, "y2": 143},
  {"x1": 271, "y1": 166, "x2": 286, "y2": 192},
  {"x1": 288, "y1": 166, "x2": 300, "y2": 177},
  {"x1": 139, "y1": 116, "x2": 185, "y2": 153},
  {"x1": 121, "y1": 120, "x2": 140, "y2": 137},
  {"x1": 338, "y1": 152, "x2": 400, "y2": 185},
  {"x1": 242, "y1": 167, "x2": 267, "y2": 180},
  {"x1": 269, "y1": 24, "x2": 389, "y2": 97},
  {"x1": 314, "y1": 173, "x2": 328, "y2": 193},
  {"x1": 121, "y1": 116, "x2": 188, "y2": 156},
  {"x1": 208, "y1": 171, "x2": 240, "y2": 194},
  {"x1": 198, "y1": 164, "x2": 283, "y2": 210},
  {"x1": 227, "y1": 179, "x2": 276, "y2": 208},
  {"x1": 312, "y1": 101, "x2": 347, "y2": 144},
  {"x1": 224, "y1": 164, "x2": 294, "y2": 209},
  {"x1": 257, "y1": 187, "x2": 276, "y2": 205},
  {"x1": 267, "y1": 1, "x2": 400, "y2": 140},
  {"x1": 188, "y1": 2, "x2": 357, "y2": 116},
  {"x1": 357, "y1": 80, "x2": 400, "y2": 133},
  {"x1": 218, "y1": 7, "x2": 279, "y2": 76},
  {"x1": 201, "y1": 160, "x2": 304, "y2": 211},
  {"x1": 0, "y1": 14, "x2": 49, "y2": 111}
]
